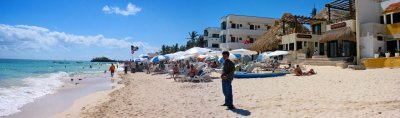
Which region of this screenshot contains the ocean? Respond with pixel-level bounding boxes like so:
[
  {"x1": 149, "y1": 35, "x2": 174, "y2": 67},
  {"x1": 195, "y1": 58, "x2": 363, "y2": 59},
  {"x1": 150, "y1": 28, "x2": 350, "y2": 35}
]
[{"x1": 0, "y1": 59, "x2": 113, "y2": 116}]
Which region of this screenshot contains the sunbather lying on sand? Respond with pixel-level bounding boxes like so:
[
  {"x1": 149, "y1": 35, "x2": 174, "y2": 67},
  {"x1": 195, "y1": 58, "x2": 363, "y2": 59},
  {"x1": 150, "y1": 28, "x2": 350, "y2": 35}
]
[{"x1": 294, "y1": 65, "x2": 316, "y2": 76}]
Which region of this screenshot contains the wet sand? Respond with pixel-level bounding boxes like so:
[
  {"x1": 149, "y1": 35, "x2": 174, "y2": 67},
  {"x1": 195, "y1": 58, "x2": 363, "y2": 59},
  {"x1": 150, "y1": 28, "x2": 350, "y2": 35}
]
[{"x1": 8, "y1": 74, "x2": 112, "y2": 118}]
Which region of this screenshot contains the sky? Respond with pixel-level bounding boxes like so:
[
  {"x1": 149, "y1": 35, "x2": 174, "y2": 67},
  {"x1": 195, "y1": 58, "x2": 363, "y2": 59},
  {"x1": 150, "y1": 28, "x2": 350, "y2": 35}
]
[{"x1": 0, "y1": 0, "x2": 332, "y2": 60}]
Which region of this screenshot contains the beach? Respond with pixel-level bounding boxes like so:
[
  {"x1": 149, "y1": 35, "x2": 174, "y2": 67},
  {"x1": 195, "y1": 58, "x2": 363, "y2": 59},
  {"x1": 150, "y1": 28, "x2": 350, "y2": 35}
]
[{"x1": 54, "y1": 66, "x2": 400, "y2": 118}]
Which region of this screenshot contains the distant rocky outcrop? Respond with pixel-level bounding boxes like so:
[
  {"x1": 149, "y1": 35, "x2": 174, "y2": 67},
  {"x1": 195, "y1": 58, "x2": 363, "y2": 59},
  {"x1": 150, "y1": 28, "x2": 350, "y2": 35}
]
[{"x1": 90, "y1": 57, "x2": 115, "y2": 62}]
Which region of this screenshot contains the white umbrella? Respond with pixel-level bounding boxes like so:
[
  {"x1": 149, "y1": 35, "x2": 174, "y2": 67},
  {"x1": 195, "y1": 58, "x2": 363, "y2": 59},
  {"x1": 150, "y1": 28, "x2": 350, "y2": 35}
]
[
  {"x1": 134, "y1": 58, "x2": 149, "y2": 62},
  {"x1": 150, "y1": 55, "x2": 166, "y2": 63},
  {"x1": 218, "y1": 54, "x2": 237, "y2": 63},
  {"x1": 267, "y1": 51, "x2": 289, "y2": 57},
  {"x1": 229, "y1": 49, "x2": 257, "y2": 55},
  {"x1": 184, "y1": 47, "x2": 212, "y2": 56},
  {"x1": 173, "y1": 55, "x2": 192, "y2": 61},
  {"x1": 207, "y1": 51, "x2": 222, "y2": 56},
  {"x1": 138, "y1": 54, "x2": 149, "y2": 58}
]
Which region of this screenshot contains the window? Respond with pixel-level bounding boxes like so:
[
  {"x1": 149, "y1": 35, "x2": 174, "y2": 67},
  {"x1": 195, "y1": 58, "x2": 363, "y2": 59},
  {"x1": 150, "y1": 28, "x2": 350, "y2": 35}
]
[
  {"x1": 212, "y1": 44, "x2": 219, "y2": 48},
  {"x1": 312, "y1": 24, "x2": 322, "y2": 35},
  {"x1": 386, "y1": 14, "x2": 392, "y2": 24},
  {"x1": 239, "y1": 24, "x2": 242, "y2": 27},
  {"x1": 249, "y1": 38, "x2": 254, "y2": 43},
  {"x1": 204, "y1": 30, "x2": 208, "y2": 36},
  {"x1": 278, "y1": 45, "x2": 283, "y2": 50},
  {"x1": 289, "y1": 43, "x2": 294, "y2": 51},
  {"x1": 315, "y1": 42, "x2": 318, "y2": 47},
  {"x1": 220, "y1": 35, "x2": 226, "y2": 43},
  {"x1": 231, "y1": 23, "x2": 236, "y2": 28},
  {"x1": 250, "y1": 25, "x2": 255, "y2": 30},
  {"x1": 230, "y1": 37, "x2": 236, "y2": 42},
  {"x1": 296, "y1": 41, "x2": 303, "y2": 50},
  {"x1": 238, "y1": 37, "x2": 242, "y2": 41},
  {"x1": 212, "y1": 34, "x2": 219, "y2": 38},
  {"x1": 221, "y1": 22, "x2": 227, "y2": 30},
  {"x1": 380, "y1": 16, "x2": 384, "y2": 24},
  {"x1": 377, "y1": 36, "x2": 383, "y2": 41},
  {"x1": 393, "y1": 12, "x2": 400, "y2": 23},
  {"x1": 286, "y1": 44, "x2": 289, "y2": 51},
  {"x1": 266, "y1": 25, "x2": 271, "y2": 30},
  {"x1": 257, "y1": 25, "x2": 261, "y2": 29}
]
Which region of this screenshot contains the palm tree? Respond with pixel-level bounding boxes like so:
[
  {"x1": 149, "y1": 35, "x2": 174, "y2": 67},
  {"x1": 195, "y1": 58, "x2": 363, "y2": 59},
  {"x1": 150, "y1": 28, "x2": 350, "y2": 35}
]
[
  {"x1": 197, "y1": 35, "x2": 205, "y2": 47},
  {"x1": 161, "y1": 45, "x2": 166, "y2": 54},
  {"x1": 187, "y1": 31, "x2": 199, "y2": 48}
]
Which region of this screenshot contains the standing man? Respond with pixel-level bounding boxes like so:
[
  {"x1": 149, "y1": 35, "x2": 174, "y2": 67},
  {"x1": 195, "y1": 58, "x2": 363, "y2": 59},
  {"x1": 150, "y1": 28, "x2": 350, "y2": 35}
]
[
  {"x1": 221, "y1": 51, "x2": 236, "y2": 110},
  {"x1": 109, "y1": 63, "x2": 116, "y2": 77}
]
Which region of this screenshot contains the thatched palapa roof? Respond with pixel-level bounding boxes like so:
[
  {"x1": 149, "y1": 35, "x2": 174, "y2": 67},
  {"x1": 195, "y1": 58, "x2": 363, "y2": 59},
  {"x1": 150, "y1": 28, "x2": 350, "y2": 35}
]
[
  {"x1": 320, "y1": 27, "x2": 355, "y2": 43},
  {"x1": 313, "y1": 7, "x2": 351, "y2": 23},
  {"x1": 250, "y1": 13, "x2": 310, "y2": 52},
  {"x1": 384, "y1": 2, "x2": 400, "y2": 14}
]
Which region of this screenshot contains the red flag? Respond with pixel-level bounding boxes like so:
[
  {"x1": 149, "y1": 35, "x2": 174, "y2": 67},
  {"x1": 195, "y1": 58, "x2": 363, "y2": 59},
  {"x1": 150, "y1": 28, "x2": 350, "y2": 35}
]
[{"x1": 243, "y1": 39, "x2": 250, "y2": 44}]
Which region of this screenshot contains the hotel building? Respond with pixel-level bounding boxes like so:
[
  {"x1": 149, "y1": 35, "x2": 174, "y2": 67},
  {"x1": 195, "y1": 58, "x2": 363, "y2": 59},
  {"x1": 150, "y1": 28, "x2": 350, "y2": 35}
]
[
  {"x1": 203, "y1": 27, "x2": 221, "y2": 51},
  {"x1": 219, "y1": 14, "x2": 277, "y2": 51}
]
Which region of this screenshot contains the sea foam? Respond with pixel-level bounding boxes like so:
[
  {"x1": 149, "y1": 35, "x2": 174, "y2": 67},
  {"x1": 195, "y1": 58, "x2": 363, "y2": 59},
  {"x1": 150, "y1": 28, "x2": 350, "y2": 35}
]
[{"x1": 0, "y1": 72, "x2": 68, "y2": 116}]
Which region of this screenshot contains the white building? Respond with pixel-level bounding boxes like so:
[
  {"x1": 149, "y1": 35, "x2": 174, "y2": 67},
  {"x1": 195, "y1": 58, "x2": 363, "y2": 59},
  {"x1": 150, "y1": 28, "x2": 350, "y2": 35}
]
[
  {"x1": 203, "y1": 27, "x2": 221, "y2": 51},
  {"x1": 359, "y1": 0, "x2": 400, "y2": 58},
  {"x1": 219, "y1": 14, "x2": 277, "y2": 51}
]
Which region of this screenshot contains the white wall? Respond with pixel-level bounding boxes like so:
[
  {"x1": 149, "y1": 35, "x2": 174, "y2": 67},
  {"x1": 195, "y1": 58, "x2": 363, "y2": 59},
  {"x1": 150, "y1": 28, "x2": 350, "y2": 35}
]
[
  {"x1": 358, "y1": 0, "x2": 382, "y2": 24},
  {"x1": 360, "y1": 34, "x2": 385, "y2": 58}
]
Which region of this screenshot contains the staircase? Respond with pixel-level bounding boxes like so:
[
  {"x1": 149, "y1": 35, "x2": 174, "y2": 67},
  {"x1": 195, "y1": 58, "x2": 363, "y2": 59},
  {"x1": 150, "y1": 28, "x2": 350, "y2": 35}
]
[{"x1": 297, "y1": 55, "x2": 348, "y2": 66}]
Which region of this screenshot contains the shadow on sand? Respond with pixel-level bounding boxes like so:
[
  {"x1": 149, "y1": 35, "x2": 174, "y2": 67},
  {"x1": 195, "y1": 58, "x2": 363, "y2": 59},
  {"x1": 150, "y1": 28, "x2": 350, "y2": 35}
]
[{"x1": 230, "y1": 108, "x2": 251, "y2": 116}]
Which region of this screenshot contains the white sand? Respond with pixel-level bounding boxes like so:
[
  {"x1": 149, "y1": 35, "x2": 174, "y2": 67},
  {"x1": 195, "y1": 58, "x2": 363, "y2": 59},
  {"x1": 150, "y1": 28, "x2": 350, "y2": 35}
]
[{"x1": 55, "y1": 66, "x2": 400, "y2": 118}]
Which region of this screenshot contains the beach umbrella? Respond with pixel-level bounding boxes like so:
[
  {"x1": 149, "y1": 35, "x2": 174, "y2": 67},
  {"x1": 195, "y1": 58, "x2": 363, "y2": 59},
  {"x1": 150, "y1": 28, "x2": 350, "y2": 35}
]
[
  {"x1": 184, "y1": 47, "x2": 212, "y2": 56},
  {"x1": 196, "y1": 54, "x2": 209, "y2": 61},
  {"x1": 150, "y1": 55, "x2": 166, "y2": 63},
  {"x1": 218, "y1": 54, "x2": 237, "y2": 64},
  {"x1": 134, "y1": 58, "x2": 148, "y2": 62},
  {"x1": 229, "y1": 49, "x2": 257, "y2": 55},
  {"x1": 165, "y1": 51, "x2": 185, "y2": 60},
  {"x1": 207, "y1": 51, "x2": 222, "y2": 56},
  {"x1": 256, "y1": 52, "x2": 272, "y2": 62},
  {"x1": 173, "y1": 55, "x2": 192, "y2": 61},
  {"x1": 233, "y1": 54, "x2": 241, "y2": 59},
  {"x1": 267, "y1": 51, "x2": 289, "y2": 57},
  {"x1": 204, "y1": 55, "x2": 218, "y2": 62},
  {"x1": 138, "y1": 54, "x2": 149, "y2": 59}
]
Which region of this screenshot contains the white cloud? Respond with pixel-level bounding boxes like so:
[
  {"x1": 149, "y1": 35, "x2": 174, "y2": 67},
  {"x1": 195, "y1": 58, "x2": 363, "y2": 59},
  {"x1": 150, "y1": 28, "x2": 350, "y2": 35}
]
[
  {"x1": 102, "y1": 3, "x2": 141, "y2": 16},
  {"x1": 0, "y1": 24, "x2": 157, "y2": 53}
]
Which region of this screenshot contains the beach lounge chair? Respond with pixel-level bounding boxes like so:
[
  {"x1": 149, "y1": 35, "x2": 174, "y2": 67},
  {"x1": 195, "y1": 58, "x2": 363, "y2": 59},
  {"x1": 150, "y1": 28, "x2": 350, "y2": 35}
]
[
  {"x1": 175, "y1": 69, "x2": 189, "y2": 82},
  {"x1": 187, "y1": 69, "x2": 211, "y2": 83}
]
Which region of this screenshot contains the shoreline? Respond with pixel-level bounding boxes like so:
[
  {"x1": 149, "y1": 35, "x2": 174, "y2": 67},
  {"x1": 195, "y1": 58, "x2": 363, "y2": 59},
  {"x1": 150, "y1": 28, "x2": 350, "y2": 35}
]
[
  {"x1": 6, "y1": 71, "x2": 115, "y2": 118},
  {"x1": 52, "y1": 72, "x2": 126, "y2": 118}
]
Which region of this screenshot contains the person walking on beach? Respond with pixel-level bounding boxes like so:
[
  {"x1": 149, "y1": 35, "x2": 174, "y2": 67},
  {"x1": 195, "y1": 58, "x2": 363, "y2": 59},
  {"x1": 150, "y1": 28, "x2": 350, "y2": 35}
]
[
  {"x1": 109, "y1": 63, "x2": 116, "y2": 77},
  {"x1": 221, "y1": 51, "x2": 236, "y2": 110}
]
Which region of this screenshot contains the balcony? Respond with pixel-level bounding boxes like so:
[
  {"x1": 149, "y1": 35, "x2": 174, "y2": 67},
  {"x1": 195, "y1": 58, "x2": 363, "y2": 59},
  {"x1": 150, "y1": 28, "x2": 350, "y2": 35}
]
[
  {"x1": 220, "y1": 42, "x2": 251, "y2": 51},
  {"x1": 220, "y1": 28, "x2": 267, "y2": 36}
]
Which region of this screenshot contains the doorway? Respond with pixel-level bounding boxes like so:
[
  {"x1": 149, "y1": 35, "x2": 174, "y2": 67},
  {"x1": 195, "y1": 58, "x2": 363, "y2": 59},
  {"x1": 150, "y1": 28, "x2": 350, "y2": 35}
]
[
  {"x1": 319, "y1": 43, "x2": 325, "y2": 55},
  {"x1": 387, "y1": 40, "x2": 398, "y2": 56},
  {"x1": 327, "y1": 41, "x2": 338, "y2": 57}
]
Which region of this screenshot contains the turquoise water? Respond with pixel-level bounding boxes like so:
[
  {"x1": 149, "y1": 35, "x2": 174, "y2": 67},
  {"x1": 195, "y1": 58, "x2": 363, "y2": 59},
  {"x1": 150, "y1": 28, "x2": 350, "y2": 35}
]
[
  {"x1": 0, "y1": 59, "x2": 109, "y2": 87},
  {"x1": 0, "y1": 59, "x2": 114, "y2": 116}
]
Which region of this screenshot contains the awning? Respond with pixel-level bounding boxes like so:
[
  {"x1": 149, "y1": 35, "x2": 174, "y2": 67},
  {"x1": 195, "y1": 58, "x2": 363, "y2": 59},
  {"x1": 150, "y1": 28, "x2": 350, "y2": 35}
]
[{"x1": 320, "y1": 27, "x2": 355, "y2": 43}]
